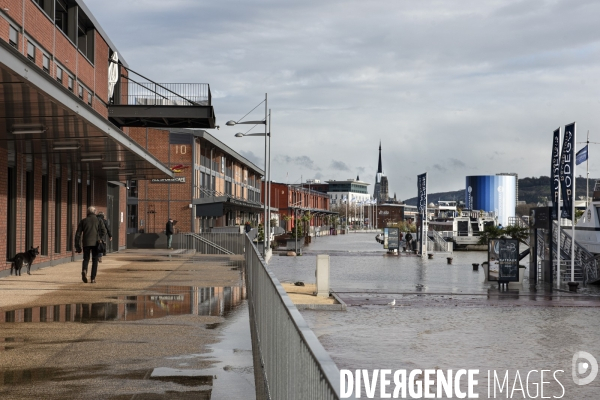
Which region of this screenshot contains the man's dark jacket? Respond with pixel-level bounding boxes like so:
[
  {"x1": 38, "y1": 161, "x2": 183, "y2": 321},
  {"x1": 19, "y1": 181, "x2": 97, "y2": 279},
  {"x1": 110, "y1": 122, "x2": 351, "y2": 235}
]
[
  {"x1": 75, "y1": 213, "x2": 107, "y2": 249},
  {"x1": 166, "y1": 221, "x2": 174, "y2": 235}
]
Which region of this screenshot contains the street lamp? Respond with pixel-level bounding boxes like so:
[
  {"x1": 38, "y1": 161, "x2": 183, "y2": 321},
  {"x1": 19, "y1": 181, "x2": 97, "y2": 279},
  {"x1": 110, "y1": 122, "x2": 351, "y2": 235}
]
[{"x1": 228, "y1": 94, "x2": 271, "y2": 260}]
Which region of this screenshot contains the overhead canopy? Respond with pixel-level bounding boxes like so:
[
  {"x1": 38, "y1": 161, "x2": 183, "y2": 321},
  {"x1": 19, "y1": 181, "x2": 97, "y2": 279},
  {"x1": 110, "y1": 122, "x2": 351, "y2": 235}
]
[{"x1": 0, "y1": 41, "x2": 172, "y2": 181}]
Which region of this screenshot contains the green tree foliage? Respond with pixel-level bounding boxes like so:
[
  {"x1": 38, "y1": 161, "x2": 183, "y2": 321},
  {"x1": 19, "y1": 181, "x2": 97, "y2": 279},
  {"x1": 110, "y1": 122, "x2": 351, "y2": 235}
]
[{"x1": 477, "y1": 225, "x2": 504, "y2": 245}]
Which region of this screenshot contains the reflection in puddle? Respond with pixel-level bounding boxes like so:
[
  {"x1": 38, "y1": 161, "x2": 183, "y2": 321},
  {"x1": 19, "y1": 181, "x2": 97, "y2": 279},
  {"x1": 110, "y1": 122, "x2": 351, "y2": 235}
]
[{"x1": 0, "y1": 285, "x2": 246, "y2": 324}]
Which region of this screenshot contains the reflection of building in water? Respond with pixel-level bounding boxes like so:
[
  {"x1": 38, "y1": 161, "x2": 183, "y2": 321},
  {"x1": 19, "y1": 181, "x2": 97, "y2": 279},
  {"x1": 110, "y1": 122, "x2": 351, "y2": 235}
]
[{"x1": 0, "y1": 285, "x2": 246, "y2": 323}]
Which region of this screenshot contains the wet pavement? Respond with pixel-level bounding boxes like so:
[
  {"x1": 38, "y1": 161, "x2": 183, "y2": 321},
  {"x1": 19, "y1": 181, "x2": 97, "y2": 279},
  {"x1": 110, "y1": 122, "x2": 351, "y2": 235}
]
[
  {"x1": 270, "y1": 233, "x2": 600, "y2": 399},
  {"x1": 0, "y1": 250, "x2": 254, "y2": 399}
]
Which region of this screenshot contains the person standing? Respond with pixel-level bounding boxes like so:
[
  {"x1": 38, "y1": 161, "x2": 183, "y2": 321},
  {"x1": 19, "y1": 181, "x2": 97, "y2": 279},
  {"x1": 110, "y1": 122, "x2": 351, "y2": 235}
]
[
  {"x1": 75, "y1": 206, "x2": 106, "y2": 283},
  {"x1": 96, "y1": 211, "x2": 112, "y2": 263},
  {"x1": 166, "y1": 217, "x2": 175, "y2": 249}
]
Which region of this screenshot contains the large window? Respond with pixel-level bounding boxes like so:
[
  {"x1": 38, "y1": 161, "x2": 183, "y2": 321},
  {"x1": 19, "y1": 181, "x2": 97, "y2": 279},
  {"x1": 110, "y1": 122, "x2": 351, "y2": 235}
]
[
  {"x1": 54, "y1": 178, "x2": 62, "y2": 253},
  {"x1": 77, "y1": 11, "x2": 95, "y2": 62},
  {"x1": 26, "y1": 171, "x2": 34, "y2": 250},
  {"x1": 55, "y1": 0, "x2": 69, "y2": 36},
  {"x1": 6, "y1": 168, "x2": 16, "y2": 260},
  {"x1": 33, "y1": 0, "x2": 54, "y2": 17},
  {"x1": 66, "y1": 180, "x2": 73, "y2": 251},
  {"x1": 41, "y1": 175, "x2": 49, "y2": 255}
]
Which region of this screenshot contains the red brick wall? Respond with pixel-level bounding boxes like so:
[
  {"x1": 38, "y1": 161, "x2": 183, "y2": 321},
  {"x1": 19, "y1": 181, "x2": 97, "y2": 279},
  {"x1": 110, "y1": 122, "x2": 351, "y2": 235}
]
[
  {"x1": 24, "y1": 1, "x2": 53, "y2": 54},
  {"x1": 54, "y1": 28, "x2": 77, "y2": 76},
  {"x1": 94, "y1": 31, "x2": 109, "y2": 104},
  {"x1": 77, "y1": 52, "x2": 94, "y2": 91}
]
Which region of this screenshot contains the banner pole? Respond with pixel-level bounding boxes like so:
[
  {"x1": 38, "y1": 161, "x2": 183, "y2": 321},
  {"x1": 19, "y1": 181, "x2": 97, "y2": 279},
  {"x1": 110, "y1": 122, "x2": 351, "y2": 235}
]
[
  {"x1": 571, "y1": 123, "x2": 576, "y2": 284},
  {"x1": 557, "y1": 127, "x2": 561, "y2": 289}
]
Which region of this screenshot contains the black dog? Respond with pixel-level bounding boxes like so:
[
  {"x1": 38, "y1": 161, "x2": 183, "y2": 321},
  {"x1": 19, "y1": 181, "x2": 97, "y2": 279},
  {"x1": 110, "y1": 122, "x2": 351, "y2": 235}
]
[{"x1": 11, "y1": 246, "x2": 40, "y2": 276}]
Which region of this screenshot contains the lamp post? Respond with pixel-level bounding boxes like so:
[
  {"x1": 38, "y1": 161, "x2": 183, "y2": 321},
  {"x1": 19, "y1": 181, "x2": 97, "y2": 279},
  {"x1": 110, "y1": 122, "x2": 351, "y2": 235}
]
[{"x1": 226, "y1": 94, "x2": 271, "y2": 259}]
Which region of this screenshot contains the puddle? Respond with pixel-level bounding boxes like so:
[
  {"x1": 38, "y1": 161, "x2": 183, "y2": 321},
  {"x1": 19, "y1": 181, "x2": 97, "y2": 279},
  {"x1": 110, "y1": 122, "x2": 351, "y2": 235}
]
[{"x1": 0, "y1": 285, "x2": 246, "y2": 324}]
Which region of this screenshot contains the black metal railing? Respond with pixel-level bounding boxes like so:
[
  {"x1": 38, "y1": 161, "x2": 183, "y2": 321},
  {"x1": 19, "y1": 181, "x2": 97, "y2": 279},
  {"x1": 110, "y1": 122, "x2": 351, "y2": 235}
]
[{"x1": 118, "y1": 79, "x2": 211, "y2": 106}]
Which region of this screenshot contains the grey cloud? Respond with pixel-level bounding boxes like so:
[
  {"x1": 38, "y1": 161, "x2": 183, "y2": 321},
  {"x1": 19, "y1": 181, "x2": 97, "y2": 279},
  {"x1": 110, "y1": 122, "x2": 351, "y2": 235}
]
[
  {"x1": 85, "y1": 0, "x2": 600, "y2": 199},
  {"x1": 276, "y1": 155, "x2": 321, "y2": 171},
  {"x1": 239, "y1": 150, "x2": 263, "y2": 167},
  {"x1": 330, "y1": 160, "x2": 350, "y2": 171}
]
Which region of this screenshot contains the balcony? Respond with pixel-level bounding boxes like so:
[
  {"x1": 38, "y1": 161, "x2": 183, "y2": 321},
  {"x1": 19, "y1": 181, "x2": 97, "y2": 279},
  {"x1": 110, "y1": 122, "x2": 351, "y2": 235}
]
[{"x1": 108, "y1": 73, "x2": 216, "y2": 129}]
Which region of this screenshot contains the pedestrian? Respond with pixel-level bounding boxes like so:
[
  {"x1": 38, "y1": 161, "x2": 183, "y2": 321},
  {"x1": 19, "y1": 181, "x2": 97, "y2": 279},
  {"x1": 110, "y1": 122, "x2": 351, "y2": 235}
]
[
  {"x1": 96, "y1": 211, "x2": 112, "y2": 263},
  {"x1": 405, "y1": 231, "x2": 413, "y2": 250},
  {"x1": 166, "y1": 217, "x2": 175, "y2": 249},
  {"x1": 75, "y1": 206, "x2": 106, "y2": 284},
  {"x1": 244, "y1": 221, "x2": 252, "y2": 233}
]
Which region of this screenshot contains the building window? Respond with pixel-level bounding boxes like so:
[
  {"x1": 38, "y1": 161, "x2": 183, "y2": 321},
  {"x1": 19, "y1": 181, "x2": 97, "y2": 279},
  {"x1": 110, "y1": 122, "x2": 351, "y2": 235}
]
[
  {"x1": 33, "y1": 0, "x2": 54, "y2": 17},
  {"x1": 54, "y1": 178, "x2": 62, "y2": 254},
  {"x1": 43, "y1": 54, "x2": 50, "y2": 73},
  {"x1": 56, "y1": 67, "x2": 63, "y2": 83},
  {"x1": 78, "y1": 84, "x2": 83, "y2": 99},
  {"x1": 27, "y1": 41, "x2": 35, "y2": 62},
  {"x1": 77, "y1": 11, "x2": 95, "y2": 62},
  {"x1": 55, "y1": 0, "x2": 69, "y2": 37},
  {"x1": 41, "y1": 175, "x2": 49, "y2": 256},
  {"x1": 9, "y1": 26, "x2": 18, "y2": 48},
  {"x1": 87, "y1": 91, "x2": 93, "y2": 106},
  {"x1": 127, "y1": 180, "x2": 138, "y2": 198},
  {"x1": 68, "y1": 76, "x2": 73, "y2": 91},
  {"x1": 221, "y1": 157, "x2": 225, "y2": 174}
]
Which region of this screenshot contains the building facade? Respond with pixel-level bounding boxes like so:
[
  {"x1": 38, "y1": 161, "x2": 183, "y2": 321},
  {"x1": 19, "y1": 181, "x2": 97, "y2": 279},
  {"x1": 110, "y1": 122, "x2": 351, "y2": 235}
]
[
  {"x1": 127, "y1": 128, "x2": 264, "y2": 234},
  {"x1": 465, "y1": 175, "x2": 517, "y2": 226},
  {"x1": 265, "y1": 182, "x2": 333, "y2": 232},
  {"x1": 0, "y1": 1, "x2": 211, "y2": 272}
]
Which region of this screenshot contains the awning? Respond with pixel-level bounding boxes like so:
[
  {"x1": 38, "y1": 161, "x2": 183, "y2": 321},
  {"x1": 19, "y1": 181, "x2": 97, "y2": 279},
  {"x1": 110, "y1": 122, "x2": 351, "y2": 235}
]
[{"x1": 0, "y1": 40, "x2": 172, "y2": 181}]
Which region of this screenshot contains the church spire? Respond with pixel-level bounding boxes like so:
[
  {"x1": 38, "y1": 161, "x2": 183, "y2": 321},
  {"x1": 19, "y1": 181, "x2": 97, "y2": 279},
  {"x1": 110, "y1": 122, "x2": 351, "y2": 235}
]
[{"x1": 377, "y1": 141, "x2": 383, "y2": 174}]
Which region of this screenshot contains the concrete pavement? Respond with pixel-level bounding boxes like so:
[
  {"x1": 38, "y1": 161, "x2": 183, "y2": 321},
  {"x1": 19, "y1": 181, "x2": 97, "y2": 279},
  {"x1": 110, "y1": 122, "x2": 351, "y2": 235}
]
[{"x1": 0, "y1": 250, "x2": 255, "y2": 399}]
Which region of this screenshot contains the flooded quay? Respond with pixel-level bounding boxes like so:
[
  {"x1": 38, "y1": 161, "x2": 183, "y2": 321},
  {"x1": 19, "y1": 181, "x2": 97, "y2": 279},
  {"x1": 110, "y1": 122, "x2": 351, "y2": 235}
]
[{"x1": 270, "y1": 233, "x2": 600, "y2": 399}]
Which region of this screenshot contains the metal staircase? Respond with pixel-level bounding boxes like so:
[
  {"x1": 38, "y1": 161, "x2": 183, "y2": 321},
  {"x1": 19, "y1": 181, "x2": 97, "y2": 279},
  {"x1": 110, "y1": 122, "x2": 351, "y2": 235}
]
[
  {"x1": 548, "y1": 221, "x2": 600, "y2": 284},
  {"x1": 185, "y1": 233, "x2": 234, "y2": 255},
  {"x1": 426, "y1": 230, "x2": 453, "y2": 252}
]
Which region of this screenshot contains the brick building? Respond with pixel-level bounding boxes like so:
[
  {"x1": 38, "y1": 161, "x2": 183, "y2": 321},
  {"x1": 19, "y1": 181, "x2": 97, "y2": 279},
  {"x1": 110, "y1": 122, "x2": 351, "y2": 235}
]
[
  {"x1": 127, "y1": 128, "x2": 264, "y2": 234},
  {"x1": 265, "y1": 182, "x2": 334, "y2": 232},
  {"x1": 0, "y1": 1, "x2": 214, "y2": 273}
]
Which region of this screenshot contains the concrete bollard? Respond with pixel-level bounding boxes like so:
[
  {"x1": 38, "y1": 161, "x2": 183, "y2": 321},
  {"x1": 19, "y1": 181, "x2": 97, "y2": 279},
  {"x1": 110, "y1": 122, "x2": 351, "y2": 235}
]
[
  {"x1": 316, "y1": 254, "x2": 330, "y2": 297},
  {"x1": 472, "y1": 263, "x2": 479, "y2": 271}
]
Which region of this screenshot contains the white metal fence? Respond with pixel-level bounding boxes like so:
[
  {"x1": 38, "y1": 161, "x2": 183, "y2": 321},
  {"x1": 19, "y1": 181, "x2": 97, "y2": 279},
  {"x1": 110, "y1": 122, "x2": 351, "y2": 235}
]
[{"x1": 245, "y1": 234, "x2": 340, "y2": 400}]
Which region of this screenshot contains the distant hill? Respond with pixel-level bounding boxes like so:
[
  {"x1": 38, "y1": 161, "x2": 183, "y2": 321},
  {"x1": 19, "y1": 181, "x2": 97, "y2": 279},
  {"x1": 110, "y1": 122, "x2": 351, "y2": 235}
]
[{"x1": 403, "y1": 176, "x2": 596, "y2": 206}]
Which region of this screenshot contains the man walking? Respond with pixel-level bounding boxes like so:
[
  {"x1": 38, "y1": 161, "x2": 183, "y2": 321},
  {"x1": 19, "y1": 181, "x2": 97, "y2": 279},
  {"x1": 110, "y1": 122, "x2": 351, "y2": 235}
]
[
  {"x1": 166, "y1": 217, "x2": 175, "y2": 250},
  {"x1": 75, "y1": 206, "x2": 106, "y2": 283}
]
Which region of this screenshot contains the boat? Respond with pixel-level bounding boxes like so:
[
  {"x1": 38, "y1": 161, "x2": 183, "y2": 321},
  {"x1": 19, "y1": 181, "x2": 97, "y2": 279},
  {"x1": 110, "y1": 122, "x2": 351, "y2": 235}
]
[
  {"x1": 428, "y1": 201, "x2": 498, "y2": 250},
  {"x1": 574, "y1": 181, "x2": 600, "y2": 254}
]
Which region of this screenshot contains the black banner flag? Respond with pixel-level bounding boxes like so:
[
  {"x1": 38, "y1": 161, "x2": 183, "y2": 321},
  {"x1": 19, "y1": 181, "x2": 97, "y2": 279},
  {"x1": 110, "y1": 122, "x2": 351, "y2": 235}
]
[
  {"x1": 559, "y1": 123, "x2": 575, "y2": 220},
  {"x1": 551, "y1": 128, "x2": 560, "y2": 220}
]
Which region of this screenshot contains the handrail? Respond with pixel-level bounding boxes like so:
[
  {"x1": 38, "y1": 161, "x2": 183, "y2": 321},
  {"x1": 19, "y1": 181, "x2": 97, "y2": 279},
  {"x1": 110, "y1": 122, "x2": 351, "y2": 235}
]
[
  {"x1": 245, "y1": 234, "x2": 340, "y2": 399},
  {"x1": 551, "y1": 221, "x2": 600, "y2": 284},
  {"x1": 185, "y1": 233, "x2": 234, "y2": 255}
]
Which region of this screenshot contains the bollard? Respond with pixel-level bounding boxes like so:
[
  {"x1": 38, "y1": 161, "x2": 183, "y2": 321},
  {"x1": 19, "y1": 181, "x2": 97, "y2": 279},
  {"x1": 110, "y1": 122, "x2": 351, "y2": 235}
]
[
  {"x1": 447, "y1": 257, "x2": 453, "y2": 264},
  {"x1": 427, "y1": 253, "x2": 434, "y2": 259},
  {"x1": 472, "y1": 263, "x2": 479, "y2": 271},
  {"x1": 567, "y1": 282, "x2": 579, "y2": 292},
  {"x1": 316, "y1": 255, "x2": 330, "y2": 297}
]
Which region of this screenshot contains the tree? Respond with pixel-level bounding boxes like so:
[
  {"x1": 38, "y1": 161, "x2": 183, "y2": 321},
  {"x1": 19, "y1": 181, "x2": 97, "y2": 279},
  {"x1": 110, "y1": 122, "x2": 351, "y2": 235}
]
[
  {"x1": 477, "y1": 225, "x2": 504, "y2": 245},
  {"x1": 502, "y1": 224, "x2": 529, "y2": 246}
]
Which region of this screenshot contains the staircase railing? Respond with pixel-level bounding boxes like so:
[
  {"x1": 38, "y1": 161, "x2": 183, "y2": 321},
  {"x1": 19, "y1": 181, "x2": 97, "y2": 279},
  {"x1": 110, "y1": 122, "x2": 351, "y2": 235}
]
[
  {"x1": 427, "y1": 229, "x2": 453, "y2": 252},
  {"x1": 551, "y1": 221, "x2": 600, "y2": 284},
  {"x1": 181, "y1": 233, "x2": 236, "y2": 255}
]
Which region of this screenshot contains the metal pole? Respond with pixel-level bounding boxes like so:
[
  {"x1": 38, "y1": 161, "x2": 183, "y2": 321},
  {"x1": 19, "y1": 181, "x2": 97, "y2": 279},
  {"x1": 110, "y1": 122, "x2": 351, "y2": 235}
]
[
  {"x1": 263, "y1": 93, "x2": 268, "y2": 258},
  {"x1": 571, "y1": 123, "x2": 576, "y2": 283},
  {"x1": 586, "y1": 130, "x2": 589, "y2": 209},
  {"x1": 267, "y1": 107, "x2": 272, "y2": 258},
  {"x1": 557, "y1": 127, "x2": 562, "y2": 288}
]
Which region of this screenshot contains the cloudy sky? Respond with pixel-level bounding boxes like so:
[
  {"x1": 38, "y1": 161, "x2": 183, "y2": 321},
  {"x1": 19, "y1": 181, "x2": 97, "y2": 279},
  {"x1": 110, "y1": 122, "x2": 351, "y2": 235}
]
[{"x1": 87, "y1": 0, "x2": 600, "y2": 200}]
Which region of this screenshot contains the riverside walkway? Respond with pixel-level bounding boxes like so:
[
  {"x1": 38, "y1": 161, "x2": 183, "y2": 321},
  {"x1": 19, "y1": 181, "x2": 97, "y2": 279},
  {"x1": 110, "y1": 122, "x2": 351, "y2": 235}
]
[{"x1": 0, "y1": 250, "x2": 254, "y2": 399}]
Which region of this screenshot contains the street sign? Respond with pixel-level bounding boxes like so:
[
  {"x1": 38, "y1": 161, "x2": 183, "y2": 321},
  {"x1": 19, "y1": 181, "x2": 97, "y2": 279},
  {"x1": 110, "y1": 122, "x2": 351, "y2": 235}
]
[{"x1": 488, "y1": 239, "x2": 520, "y2": 282}]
